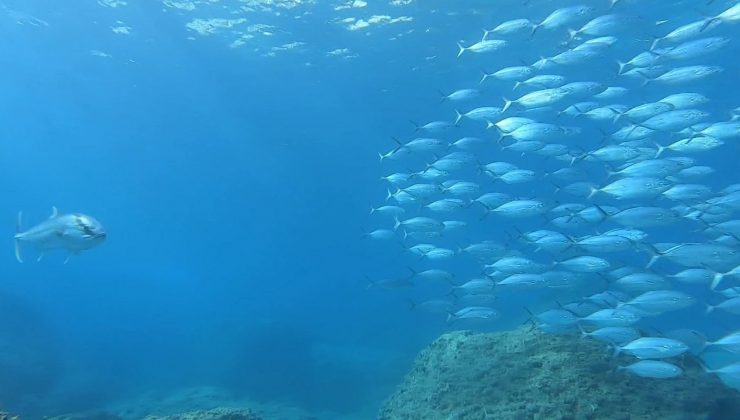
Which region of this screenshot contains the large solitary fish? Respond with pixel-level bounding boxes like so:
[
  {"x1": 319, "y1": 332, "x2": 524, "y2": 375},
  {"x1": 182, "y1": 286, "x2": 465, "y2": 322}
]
[{"x1": 14, "y1": 207, "x2": 106, "y2": 263}]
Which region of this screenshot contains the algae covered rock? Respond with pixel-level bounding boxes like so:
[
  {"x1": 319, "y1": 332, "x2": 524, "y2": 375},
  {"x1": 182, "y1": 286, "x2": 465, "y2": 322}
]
[
  {"x1": 379, "y1": 328, "x2": 740, "y2": 420},
  {"x1": 143, "y1": 407, "x2": 261, "y2": 420}
]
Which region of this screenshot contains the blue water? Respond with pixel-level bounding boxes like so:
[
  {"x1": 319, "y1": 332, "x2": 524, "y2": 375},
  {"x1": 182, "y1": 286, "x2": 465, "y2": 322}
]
[
  {"x1": 1, "y1": 0, "x2": 739, "y2": 418},
  {"x1": 0, "y1": 1, "x2": 444, "y2": 417}
]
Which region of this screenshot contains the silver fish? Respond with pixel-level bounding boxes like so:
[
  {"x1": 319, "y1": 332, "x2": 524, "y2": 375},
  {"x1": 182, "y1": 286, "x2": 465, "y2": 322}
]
[
  {"x1": 581, "y1": 326, "x2": 640, "y2": 345},
  {"x1": 447, "y1": 306, "x2": 500, "y2": 323},
  {"x1": 619, "y1": 337, "x2": 689, "y2": 359},
  {"x1": 557, "y1": 255, "x2": 611, "y2": 273},
  {"x1": 485, "y1": 18, "x2": 533, "y2": 36},
  {"x1": 652, "y1": 18, "x2": 722, "y2": 50},
  {"x1": 619, "y1": 290, "x2": 695, "y2": 315},
  {"x1": 581, "y1": 308, "x2": 640, "y2": 327},
  {"x1": 455, "y1": 106, "x2": 503, "y2": 124},
  {"x1": 440, "y1": 88, "x2": 480, "y2": 102},
  {"x1": 657, "y1": 37, "x2": 730, "y2": 61},
  {"x1": 639, "y1": 109, "x2": 710, "y2": 132},
  {"x1": 644, "y1": 65, "x2": 723, "y2": 86},
  {"x1": 497, "y1": 169, "x2": 536, "y2": 184},
  {"x1": 704, "y1": 331, "x2": 740, "y2": 354},
  {"x1": 457, "y1": 39, "x2": 507, "y2": 58},
  {"x1": 513, "y1": 74, "x2": 567, "y2": 90},
  {"x1": 614, "y1": 273, "x2": 671, "y2": 293},
  {"x1": 489, "y1": 200, "x2": 547, "y2": 218},
  {"x1": 532, "y1": 5, "x2": 595, "y2": 35},
  {"x1": 481, "y1": 65, "x2": 533, "y2": 83},
  {"x1": 590, "y1": 177, "x2": 672, "y2": 200},
  {"x1": 491, "y1": 117, "x2": 536, "y2": 133},
  {"x1": 362, "y1": 229, "x2": 395, "y2": 240},
  {"x1": 619, "y1": 360, "x2": 683, "y2": 379},
  {"x1": 503, "y1": 88, "x2": 569, "y2": 112},
  {"x1": 570, "y1": 14, "x2": 640, "y2": 39},
  {"x1": 15, "y1": 207, "x2": 106, "y2": 263}
]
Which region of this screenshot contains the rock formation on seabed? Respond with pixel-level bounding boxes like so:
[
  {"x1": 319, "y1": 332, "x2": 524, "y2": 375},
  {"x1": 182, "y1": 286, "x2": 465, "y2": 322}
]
[
  {"x1": 379, "y1": 328, "x2": 740, "y2": 420},
  {"x1": 45, "y1": 406, "x2": 261, "y2": 420},
  {"x1": 143, "y1": 407, "x2": 262, "y2": 420}
]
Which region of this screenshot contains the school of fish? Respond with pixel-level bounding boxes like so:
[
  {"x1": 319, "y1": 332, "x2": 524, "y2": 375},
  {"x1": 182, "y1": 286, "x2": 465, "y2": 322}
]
[{"x1": 368, "y1": 0, "x2": 740, "y2": 390}]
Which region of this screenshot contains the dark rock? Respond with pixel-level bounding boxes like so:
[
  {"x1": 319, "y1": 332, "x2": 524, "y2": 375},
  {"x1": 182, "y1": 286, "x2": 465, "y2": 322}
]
[{"x1": 379, "y1": 327, "x2": 740, "y2": 419}]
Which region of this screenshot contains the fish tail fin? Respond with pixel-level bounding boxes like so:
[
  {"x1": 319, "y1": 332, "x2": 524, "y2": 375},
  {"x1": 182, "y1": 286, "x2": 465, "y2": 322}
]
[
  {"x1": 15, "y1": 211, "x2": 23, "y2": 263},
  {"x1": 492, "y1": 125, "x2": 506, "y2": 144},
  {"x1": 456, "y1": 42, "x2": 466, "y2": 58},
  {"x1": 649, "y1": 37, "x2": 660, "y2": 52},
  {"x1": 567, "y1": 28, "x2": 578, "y2": 42},
  {"x1": 551, "y1": 181, "x2": 562, "y2": 194},
  {"x1": 364, "y1": 275, "x2": 378, "y2": 289},
  {"x1": 501, "y1": 97, "x2": 513, "y2": 113},
  {"x1": 407, "y1": 299, "x2": 417, "y2": 311},
  {"x1": 521, "y1": 306, "x2": 535, "y2": 327},
  {"x1": 642, "y1": 242, "x2": 663, "y2": 269},
  {"x1": 454, "y1": 109, "x2": 463, "y2": 126},
  {"x1": 610, "y1": 107, "x2": 625, "y2": 124},
  {"x1": 710, "y1": 272, "x2": 725, "y2": 291},
  {"x1": 479, "y1": 70, "x2": 489, "y2": 85},
  {"x1": 635, "y1": 69, "x2": 652, "y2": 87},
  {"x1": 695, "y1": 358, "x2": 713, "y2": 374},
  {"x1": 653, "y1": 142, "x2": 666, "y2": 158},
  {"x1": 512, "y1": 81, "x2": 521, "y2": 91},
  {"x1": 705, "y1": 304, "x2": 715, "y2": 315},
  {"x1": 570, "y1": 152, "x2": 586, "y2": 167},
  {"x1": 529, "y1": 23, "x2": 540, "y2": 38},
  {"x1": 586, "y1": 186, "x2": 600, "y2": 200},
  {"x1": 616, "y1": 60, "x2": 628, "y2": 75},
  {"x1": 438, "y1": 90, "x2": 448, "y2": 103},
  {"x1": 611, "y1": 344, "x2": 622, "y2": 358}
]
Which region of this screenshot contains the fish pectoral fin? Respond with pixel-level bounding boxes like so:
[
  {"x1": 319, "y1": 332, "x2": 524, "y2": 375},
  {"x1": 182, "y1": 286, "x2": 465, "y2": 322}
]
[
  {"x1": 49, "y1": 206, "x2": 59, "y2": 219},
  {"x1": 63, "y1": 251, "x2": 80, "y2": 265}
]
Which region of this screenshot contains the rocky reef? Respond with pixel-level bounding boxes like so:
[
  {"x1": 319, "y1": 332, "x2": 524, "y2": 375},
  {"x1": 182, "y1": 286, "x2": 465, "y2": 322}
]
[
  {"x1": 143, "y1": 407, "x2": 261, "y2": 420},
  {"x1": 46, "y1": 407, "x2": 261, "y2": 420},
  {"x1": 379, "y1": 327, "x2": 740, "y2": 419},
  {"x1": 0, "y1": 411, "x2": 20, "y2": 420}
]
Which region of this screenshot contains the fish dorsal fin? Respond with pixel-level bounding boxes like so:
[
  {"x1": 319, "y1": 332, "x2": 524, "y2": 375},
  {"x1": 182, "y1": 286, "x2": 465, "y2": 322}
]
[{"x1": 49, "y1": 206, "x2": 58, "y2": 219}]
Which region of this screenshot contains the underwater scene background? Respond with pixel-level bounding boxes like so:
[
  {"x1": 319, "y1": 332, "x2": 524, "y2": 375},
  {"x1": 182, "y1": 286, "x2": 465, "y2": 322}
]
[{"x1": 1, "y1": 0, "x2": 739, "y2": 419}]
